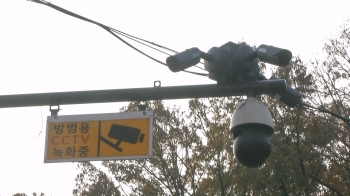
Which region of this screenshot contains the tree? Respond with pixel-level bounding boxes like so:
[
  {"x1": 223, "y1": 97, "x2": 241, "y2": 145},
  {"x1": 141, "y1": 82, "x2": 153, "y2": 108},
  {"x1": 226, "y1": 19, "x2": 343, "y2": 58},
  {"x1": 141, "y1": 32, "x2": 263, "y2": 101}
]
[
  {"x1": 253, "y1": 19, "x2": 350, "y2": 195},
  {"x1": 304, "y1": 19, "x2": 350, "y2": 195},
  {"x1": 103, "y1": 100, "x2": 227, "y2": 195},
  {"x1": 32, "y1": 193, "x2": 46, "y2": 196},
  {"x1": 12, "y1": 193, "x2": 46, "y2": 196},
  {"x1": 73, "y1": 162, "x2": 121, "y2": 196}
]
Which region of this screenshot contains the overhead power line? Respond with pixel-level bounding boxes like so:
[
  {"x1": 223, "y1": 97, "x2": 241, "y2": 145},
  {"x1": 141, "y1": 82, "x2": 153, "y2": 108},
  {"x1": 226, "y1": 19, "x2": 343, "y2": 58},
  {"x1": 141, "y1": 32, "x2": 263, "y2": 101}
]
[{"x1": 27, "y1": 0, "x2": 208, "y2": 76}]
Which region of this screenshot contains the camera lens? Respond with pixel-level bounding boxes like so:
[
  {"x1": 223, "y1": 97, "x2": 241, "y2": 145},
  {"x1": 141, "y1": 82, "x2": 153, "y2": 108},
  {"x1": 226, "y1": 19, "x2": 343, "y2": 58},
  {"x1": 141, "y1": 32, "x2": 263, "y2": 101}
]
[
  {"x1": 233, "y1": 124, "x2": 272, "y2": 168},
  {"x1": 277, "y1": 50, "x2": 292, "y2": 66}
]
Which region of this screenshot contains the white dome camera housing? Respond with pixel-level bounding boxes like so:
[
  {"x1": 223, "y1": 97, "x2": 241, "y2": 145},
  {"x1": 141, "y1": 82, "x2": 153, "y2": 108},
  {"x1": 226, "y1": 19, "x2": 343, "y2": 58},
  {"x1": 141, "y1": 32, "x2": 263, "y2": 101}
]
[{"x1": 230, "y1": 97, "x2": 274, "y2": 168}]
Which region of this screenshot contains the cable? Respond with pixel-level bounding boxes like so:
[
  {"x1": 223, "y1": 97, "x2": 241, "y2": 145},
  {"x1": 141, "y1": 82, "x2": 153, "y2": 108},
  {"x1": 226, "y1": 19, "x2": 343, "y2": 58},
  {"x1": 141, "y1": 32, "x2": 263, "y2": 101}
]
[
  {"x1": 27, "y1": 0, "x2": 208, "y2": 76},
  {"x1": 257, "y1": 73, "x2": 350, "y2": 126},
  {"x1": 31, "y1": 106, "x2": 44, "y2": 142},
  {"x1": 299, "y1": 102, "x2": 350, "y2": 125},
  {"x1": 306, "y1": 109, "x2": 349, "y2": 129},
  {"x1": 107, "y1": 27, "x2": 206, "y2": 71},
  {"x1": 107, "y1": 27, "x2": 178, "y2": 54},
  {"x1": 296, "y1": 102, "x2": 350, "y2": 129}
]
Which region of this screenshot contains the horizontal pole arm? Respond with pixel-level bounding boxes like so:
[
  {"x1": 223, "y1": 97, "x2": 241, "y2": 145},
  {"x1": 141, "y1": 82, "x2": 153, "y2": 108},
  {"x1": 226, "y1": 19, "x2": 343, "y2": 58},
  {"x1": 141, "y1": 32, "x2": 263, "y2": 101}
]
[{"x1": 0, "y1": 80, "x2": 286, "y2": 108}]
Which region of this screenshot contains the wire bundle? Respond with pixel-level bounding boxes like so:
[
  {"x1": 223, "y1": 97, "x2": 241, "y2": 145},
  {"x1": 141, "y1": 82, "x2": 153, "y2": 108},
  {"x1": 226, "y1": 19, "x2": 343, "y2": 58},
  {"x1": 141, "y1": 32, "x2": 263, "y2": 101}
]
[{"x1": 27, "y1": 0, "x2": 207, "y2": 76}]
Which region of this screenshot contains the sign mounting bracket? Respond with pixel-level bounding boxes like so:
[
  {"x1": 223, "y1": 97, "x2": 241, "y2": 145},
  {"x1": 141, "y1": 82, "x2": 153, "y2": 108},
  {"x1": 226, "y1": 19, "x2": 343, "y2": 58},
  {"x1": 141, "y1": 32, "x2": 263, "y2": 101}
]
[{"x1": 49, "y1": 105, "x2": 61, "y2": 117}]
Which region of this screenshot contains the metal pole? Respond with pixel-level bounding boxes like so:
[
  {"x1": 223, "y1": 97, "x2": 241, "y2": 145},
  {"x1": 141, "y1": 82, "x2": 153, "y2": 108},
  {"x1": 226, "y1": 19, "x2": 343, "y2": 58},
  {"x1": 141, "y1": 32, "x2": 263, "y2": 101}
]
[{"x1": 0, "y1": 80, "x2": 286, "y2": 108}]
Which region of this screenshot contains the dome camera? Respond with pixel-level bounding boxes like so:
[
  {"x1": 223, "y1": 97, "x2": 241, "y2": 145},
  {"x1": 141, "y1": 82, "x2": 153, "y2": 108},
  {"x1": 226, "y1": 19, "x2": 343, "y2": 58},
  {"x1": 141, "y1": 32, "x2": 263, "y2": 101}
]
[{"x1": 230, "y1": 97, "x2": 274, "y2": 168}]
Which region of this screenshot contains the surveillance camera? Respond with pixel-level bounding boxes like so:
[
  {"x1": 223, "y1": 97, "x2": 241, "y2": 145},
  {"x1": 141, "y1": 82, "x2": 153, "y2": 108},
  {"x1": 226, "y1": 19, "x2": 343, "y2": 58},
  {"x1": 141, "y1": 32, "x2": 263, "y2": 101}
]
[
  {"x1": 230, "y1": 97, "x2": 274, "y2": 168},
  {"x1": 107, "y1": 124, "x2": 145, "y2": 152},
  {"x1": 256, "y1": 44, "x2": 292, "y2": 67},
  {"x1": 166, "y1": 47, "x2": 202, "y2": 72}
]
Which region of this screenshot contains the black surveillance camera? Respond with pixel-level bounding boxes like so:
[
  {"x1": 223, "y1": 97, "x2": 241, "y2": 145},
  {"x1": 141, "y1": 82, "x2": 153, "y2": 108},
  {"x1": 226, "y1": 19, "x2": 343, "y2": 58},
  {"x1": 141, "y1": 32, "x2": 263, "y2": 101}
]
[
  {"x1": 107, "y1": 124, "x2": 145, "y2": 152},
  {"x1": 269, "y1": 76, "x2": 303, "y2": 107},
  {"x1": 166, "y1": 47, "x2": 202, "y2": 72},
  {"x1": 230, "y1": 97, "x2": 274, "y2": 168},
  {"x1": 256, "y1": 44, "x2": 292, "y2": 67}
]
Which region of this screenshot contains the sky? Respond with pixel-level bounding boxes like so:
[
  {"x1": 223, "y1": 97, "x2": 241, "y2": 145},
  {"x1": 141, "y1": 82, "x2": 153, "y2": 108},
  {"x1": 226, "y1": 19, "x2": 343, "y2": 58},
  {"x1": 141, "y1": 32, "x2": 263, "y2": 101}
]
[{"x1": 1, "y1": 0, "x2": 350, "y2": 195}]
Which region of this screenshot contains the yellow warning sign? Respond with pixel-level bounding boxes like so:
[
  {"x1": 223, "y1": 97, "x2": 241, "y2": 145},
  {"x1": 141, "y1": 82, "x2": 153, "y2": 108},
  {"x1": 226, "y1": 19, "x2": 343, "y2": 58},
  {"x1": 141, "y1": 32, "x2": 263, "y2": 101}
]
[{"x1": 44, "y1": 111, "x2": 153, "y2": 163}]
